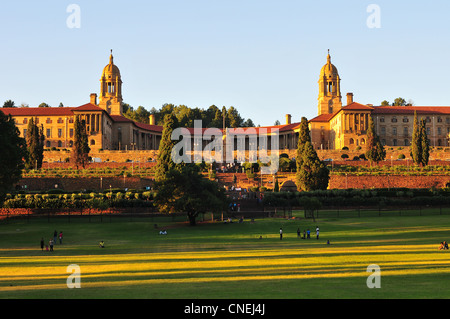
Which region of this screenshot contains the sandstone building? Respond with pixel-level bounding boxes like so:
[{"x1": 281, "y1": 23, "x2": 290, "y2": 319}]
[
  {"x1": 3, "y1": 51, "x2": 450, "y2": 159},
  {"x1": 2, "y1": 52, "x2": 162, "y2": 152}
]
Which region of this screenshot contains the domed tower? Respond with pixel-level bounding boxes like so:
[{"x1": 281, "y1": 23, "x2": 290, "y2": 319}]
[
  {"x1": 98, "y1": 50, "x2": 123, "y2": 115},
  {"x1": 318, "y1": 50, "x2": 342, "y2": 115}
]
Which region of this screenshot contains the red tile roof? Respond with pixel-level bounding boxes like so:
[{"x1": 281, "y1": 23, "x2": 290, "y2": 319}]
[
  {"x1": 1, "y1": 107, "x2": 76, "y2": 116},
  {"x1": 110, "y1": 115, "x2": 163, "y2": 133},
  {"x1": 134, "y1": 122, "x2": 163, "y2": 133},
  {"x1": 372, "y1": 106, "x2": 450, "y2": 115},
  {"x1": 309, "y1": 113, "x2": 335, "y2": 122},
  {"x1": 73, "y1": 103, "x2": 104, "y2": 112},
  {"x1": 342, "y1": 102, "x2": 374, "y2": 111},
  {"x1": 109, "y1": 115, "x2": 134, "y2": 123}
]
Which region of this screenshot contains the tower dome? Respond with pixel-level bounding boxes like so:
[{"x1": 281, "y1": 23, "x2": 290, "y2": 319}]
[
  {"x1": 102, "y1": 52, "x2": 121, "y2": 78},
  {"x1": 320, "y1": 52, "x2": 339, "y2": 78},
  {"x1": 99, "y1": 50, "x2": 123, "y2": 115},
  {"x1": 317, "y1": 50, "x2": 342, "y2": 115}
]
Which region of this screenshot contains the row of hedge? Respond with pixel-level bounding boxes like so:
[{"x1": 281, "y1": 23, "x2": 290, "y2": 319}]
[
  {"x1": 262, "y1": 188, "x2": 450, "y2": 208},
  {"x1": 2, "y1": 191, "x2": 157, "y2": 209}
]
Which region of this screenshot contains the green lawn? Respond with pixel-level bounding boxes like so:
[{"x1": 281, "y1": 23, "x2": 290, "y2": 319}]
[{"x1": 1, "y1": 213, "x2": 450, "y2": 299}]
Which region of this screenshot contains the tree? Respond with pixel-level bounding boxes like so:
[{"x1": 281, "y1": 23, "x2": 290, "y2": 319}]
[
  {"x1": 411, "y1": 111, "x2": 422, "y2": 166},
  {"x1": 0, "y1": 110, "x2": 27, "y2": 195},
  {"x1": 242, "y1": 118, "x2": 255, "y2": 127},
  {"x1": 3, "y1": 100, "x2": 15, "y2": 108},
  {"x1": 411, "y1": 111, "x2": 429, "y2": 167},
  {"x1": 38, "y1": 103, "x2": 51, "y2": 108},
  {"x1": 25, "y1": 117, "x2": 45, "y2": 170},
  {"x1": 419, "y1": 119, "x2": 430, "y2": 166},
  {"x1": 365, "y1": 115, "x2": 386, "y2": 165},
  {"x1": 153, "y1": 164, "x2": 228, "y2": 226},
  {"x1": 274, "y1": 176, "x2": 279, "y2": 192},
  {"x1": 71, "y1": 116, "x2": 90, "y2": 169},
  {"x1": 227, "y1": 106, "x2": 244, "y2": 128},
  {"x1": 154, "y1": 113, "x2": 178, "y2": 182},
  {"x1": 298, "y1": 196, "x2": 322, "y2": 222},
  {"x1": 296, "y1": 141, "x2": 330, "y2": 191},
  {"x1": 380, "y1": 100, "x2": 390, "y2": 106},
  {"x1": 392, "y1": 97, "x2": 407, "y2": 106},
  {"x1": 295, "y1": 117, "x2": 311, "y2": 169}
]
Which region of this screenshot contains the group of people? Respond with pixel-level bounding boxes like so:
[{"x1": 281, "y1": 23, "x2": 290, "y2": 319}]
[
  {"x1": 439, "y1": 241, "x2": 449, "y2": 250},
  {"x1": 296, "y1": 226, "x2": 320, "y2": 240},
  {"x1": 40, "y1": 230, "x2": 63, "y2": 251},
  {"x1": 279, "y1": 226, "x2": 320, "y2": 240}
]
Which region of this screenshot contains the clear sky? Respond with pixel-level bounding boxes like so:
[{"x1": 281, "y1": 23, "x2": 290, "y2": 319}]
[{"x1": 1, "y1": 0, "x2": 449, "y2": 126}]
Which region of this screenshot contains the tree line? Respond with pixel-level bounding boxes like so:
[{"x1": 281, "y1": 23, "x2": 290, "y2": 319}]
[{"x1": 123, "y1": 103, "x2": 256, "y2": 128}]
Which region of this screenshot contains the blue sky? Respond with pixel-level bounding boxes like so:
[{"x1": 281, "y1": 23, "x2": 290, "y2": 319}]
[{"x1": 1, "y1": 0, "x2": 449, "y2": 126}]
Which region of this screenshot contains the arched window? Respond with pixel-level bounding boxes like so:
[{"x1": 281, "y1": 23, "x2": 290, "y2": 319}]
[
  {"x1": 46, "y1": 140, "x2": 51, "y2": 148},
  {"x1": 90, "y1": 139, "x2": 96, "y2": 146},
  {"x1": 360, "y1": 138, "x2": 366, "y2": 145},
  {"x1": 57, "y1": 141, "x2": 62, "y2": 148},
  {"x1": 349, "y1": 138, "x2": 354, "y2": 145}
]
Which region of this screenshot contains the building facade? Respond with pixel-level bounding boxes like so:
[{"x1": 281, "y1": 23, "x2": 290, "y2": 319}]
[
  {"x1": 3, "y1": 51, "x2": 450, "y2": 159},
  {"x1": 2, "y1": 52, "x2": 162, "y2": 152},
  {"x1": 309, "y1": 52, "x2": 450, "y2": 150}
]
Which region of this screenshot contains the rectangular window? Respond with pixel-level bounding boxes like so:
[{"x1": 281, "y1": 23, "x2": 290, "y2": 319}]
[
  {"x1": 69, "y1": 128, "x2": 74, "y2": 138},
  {"x1": 46, "y1": 128, "x2": 51, "y2": 138},
  {"x1": 58, "y1": 128, "x2": 63, "y2": 138},
  {"x1": 23, "y1": 129, "x2": 27, "y2": 137},
  {"x1": 392, "y1": 127, "x2": 397, "y2": 136}
]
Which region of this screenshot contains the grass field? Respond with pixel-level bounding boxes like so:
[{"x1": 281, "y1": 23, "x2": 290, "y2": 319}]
[{"x1": 1, "y1": 213, "x2": 450, "y2": 299}]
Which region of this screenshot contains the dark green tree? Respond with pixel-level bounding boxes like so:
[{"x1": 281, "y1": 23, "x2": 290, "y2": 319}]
[
  {"x1": 154, "y1": 164, "x2": 228, "y2": 226},
  {"x1": 296, "y1": 141, "x2": 330, "y2": 191},
  {"x1": 2, "y1": 100, "x2": 15, "y2": 108},
  {"x1": 298, "y1": 196, "x2": 322, "y2": 221},
  {"x1": 419, "y1": 119, "x2": 430, "y2": 166},
  {"x1": 274, "y1": 176, "x2": 279, "y2": 192},
  {"x1": 0, "y1": 110, "x2": 27, "y2": 195},
  {"x1": 154, "y1": 113, "x2": 178, "y2": 182},
  {"x1": 295, "y1": 117, "x2": 311, "y2": 169},
  {"x1": 411, "y1": 111, "x2": 422, "y2": 165},
  {"x1": 365, "y1": 115, "x2": 386, "y2": 165},
  {"x1": 72, "y1": 116, "x2": 90, "y2": 169},
  {"x1": 25, "y1": 117, "x2": 45, "y2": 170}
]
